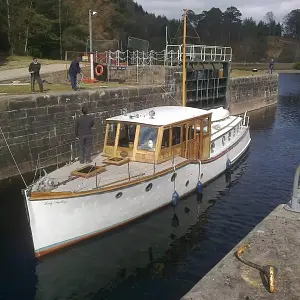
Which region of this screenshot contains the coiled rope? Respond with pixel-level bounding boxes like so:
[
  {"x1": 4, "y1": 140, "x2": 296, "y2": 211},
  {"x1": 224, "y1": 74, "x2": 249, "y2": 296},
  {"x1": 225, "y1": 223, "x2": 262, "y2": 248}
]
[{"x1": 235, "y1": 244, "x2": 277, "y2": 293}]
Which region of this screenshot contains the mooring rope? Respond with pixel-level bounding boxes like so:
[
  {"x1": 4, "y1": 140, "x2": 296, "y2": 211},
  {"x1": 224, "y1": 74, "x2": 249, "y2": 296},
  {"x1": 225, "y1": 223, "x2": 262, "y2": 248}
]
[
  {"x1": 235, "y1": 244, "x2": 277, "y2": 293},
  {"x1": 0, "y1": 126, "x2": 28, "y2": 188}
]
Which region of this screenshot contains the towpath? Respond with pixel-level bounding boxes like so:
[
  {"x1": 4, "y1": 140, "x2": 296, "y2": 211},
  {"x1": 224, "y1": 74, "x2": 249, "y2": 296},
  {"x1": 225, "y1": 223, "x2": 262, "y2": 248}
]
[{"x1": 0, "y1": 63, "x2": 67, "y2": 82}]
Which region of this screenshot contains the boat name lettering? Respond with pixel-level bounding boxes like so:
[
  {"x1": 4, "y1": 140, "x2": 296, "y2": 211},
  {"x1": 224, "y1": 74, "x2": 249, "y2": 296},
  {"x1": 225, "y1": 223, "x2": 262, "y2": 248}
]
[{"x1": 44, "y1": 200, "x2": 68, "y2": 205}]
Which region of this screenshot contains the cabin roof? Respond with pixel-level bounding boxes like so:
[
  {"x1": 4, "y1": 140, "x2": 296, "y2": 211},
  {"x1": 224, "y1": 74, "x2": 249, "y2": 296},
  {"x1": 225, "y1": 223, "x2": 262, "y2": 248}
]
[{"x1": 106, "y1": 106, "x2": 210, "y2": 126}]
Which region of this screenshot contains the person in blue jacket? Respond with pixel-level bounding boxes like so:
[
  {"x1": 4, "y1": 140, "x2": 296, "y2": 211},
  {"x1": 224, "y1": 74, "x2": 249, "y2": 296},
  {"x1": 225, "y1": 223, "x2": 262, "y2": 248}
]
[{"x1": 68, "y1": 57, "x2": 81, "y2": 91}]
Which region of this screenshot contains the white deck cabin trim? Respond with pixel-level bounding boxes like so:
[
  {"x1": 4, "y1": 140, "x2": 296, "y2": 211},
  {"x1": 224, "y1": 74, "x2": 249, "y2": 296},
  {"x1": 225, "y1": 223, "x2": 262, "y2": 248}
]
[{"x1": 106, "y1": 106, "x2": 210, "y2": 126}]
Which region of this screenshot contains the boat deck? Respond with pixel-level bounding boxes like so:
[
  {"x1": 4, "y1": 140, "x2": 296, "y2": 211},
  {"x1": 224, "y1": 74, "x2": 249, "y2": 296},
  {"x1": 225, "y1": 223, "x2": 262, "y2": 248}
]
[{"x1": 34, "y1": 154, "x2": 187, "y2": 193}]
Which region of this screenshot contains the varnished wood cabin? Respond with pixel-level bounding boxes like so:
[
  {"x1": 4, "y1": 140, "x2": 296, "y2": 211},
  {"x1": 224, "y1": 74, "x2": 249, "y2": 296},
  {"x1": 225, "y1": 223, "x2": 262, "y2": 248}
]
[{"x1": 102, "y1": 106, "x2": 212, "y2": 165}]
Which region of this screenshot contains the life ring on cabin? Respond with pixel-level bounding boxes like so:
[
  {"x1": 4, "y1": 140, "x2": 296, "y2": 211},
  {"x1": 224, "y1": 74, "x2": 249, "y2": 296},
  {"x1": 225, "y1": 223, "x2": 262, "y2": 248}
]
[{"x1": 95, "y1": 64, "x2": 104, "y2": 76}]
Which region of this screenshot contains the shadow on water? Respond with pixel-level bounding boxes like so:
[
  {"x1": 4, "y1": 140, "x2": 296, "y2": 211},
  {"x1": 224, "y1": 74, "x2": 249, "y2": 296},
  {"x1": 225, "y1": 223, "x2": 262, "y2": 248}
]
[
  {"x1": 1, "y1": 72, "x2": 300, "y2": 300},
  {"x1": 43, "y1": 154, "x2": 248, "y2": 300},
  {"x1": 0, "y1": 149, "x2": 249, "y2": 300}
]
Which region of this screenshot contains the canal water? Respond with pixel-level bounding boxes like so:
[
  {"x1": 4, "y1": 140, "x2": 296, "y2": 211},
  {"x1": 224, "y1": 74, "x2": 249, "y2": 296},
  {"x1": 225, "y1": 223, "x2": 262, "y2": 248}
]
[{"x1": 1, "y1": 73, "x2": 300, "y2": 300}]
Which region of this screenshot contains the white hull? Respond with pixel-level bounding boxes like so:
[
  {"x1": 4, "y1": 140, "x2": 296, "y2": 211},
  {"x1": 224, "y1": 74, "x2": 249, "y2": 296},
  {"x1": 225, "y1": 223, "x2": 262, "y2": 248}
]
[{"x1": 24, "y1": 127, "x2": 251, "y2": 257}]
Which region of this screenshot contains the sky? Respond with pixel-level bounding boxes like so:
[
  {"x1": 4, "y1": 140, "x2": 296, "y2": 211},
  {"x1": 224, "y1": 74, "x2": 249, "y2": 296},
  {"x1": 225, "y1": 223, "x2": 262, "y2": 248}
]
[{"x1": 134, "y1": 0, "x2": 299, "y2": 22}]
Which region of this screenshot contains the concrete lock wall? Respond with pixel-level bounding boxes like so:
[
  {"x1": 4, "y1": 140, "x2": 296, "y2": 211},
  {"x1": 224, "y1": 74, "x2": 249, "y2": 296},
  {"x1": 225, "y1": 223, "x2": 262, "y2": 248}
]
[{"x1": 227, "y1": 74, "x2": 278, "y2": 115}]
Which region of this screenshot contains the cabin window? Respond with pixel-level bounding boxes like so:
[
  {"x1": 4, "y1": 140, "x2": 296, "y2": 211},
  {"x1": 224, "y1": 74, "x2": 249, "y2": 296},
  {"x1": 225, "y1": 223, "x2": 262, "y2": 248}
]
[
  {"x1": 138, "y1": 126, "x2": 158, "y2": 151},
  {"x1": 188, "y1": 125, "x2": 195, "y2": 140},
  {"x1": 233, "y1": 127, "x2": 236, "y2": 137},
  {"x1": 106, "y1": 123, "x2": 117, "y2": 146},
  {"x1": 118, "y1": 124, "x2": 136, "y2": 148},
  {"x1": 172, "y1": 127, "x2": 181, "y2": 146},
  {"x1": 183, "y1": 124, "x2": 187, "y2": 141},
  {"x1": 222, "y1": 135, "x2": 226, "y2": 146},
  {"x1": 203, "y1": 118, "x2": 209, "y2": 134},
  {"x1": 228, "y1": 131, "x2": 232, "y2": 141},
  {"x1": 211, "y1": 142, "x2": 215, "y2": 153},
  {"x1": 162, "y1": 128, "x2": 170, "y2": 148}
]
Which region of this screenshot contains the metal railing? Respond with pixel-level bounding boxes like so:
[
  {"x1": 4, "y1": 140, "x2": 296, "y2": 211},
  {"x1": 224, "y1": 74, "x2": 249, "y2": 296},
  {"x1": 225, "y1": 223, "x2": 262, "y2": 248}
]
[
  {"x1": 33, "y1": 139, "x2": 80, "y2": 181},
  {"x1": 165, "y1": 44, "x2": 232, "y2": 65},
  {"x1": 65, "y1": 44, "x2": 232, "y2": 70}
]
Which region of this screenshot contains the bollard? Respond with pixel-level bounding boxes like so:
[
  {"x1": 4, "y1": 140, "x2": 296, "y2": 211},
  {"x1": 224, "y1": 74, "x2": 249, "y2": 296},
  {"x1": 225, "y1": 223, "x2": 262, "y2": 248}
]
[{"x1": 284, "y1": 164, "x2": 300, "y2": 213}]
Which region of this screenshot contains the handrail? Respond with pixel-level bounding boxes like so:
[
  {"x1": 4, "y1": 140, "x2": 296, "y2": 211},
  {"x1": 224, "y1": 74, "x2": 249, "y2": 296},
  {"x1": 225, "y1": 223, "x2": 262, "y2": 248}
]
[{"x1": 66, "y1": 44, "x2": 232, "y2": 69}]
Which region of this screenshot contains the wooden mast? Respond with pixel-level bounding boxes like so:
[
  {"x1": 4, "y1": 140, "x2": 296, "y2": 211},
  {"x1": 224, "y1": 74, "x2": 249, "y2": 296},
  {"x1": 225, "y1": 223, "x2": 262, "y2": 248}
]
[{"x1": 182, "y1": 9, "x2": 187, "y2": 107}]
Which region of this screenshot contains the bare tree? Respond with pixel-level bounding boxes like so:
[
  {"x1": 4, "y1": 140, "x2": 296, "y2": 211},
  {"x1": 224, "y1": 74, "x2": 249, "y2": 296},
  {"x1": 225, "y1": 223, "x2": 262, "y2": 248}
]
[
  {"x1": 265, "y1": 11, "x2": 275, "y2": 35},
  {"x1": 6, "y1": 0, "x2": 11, "y2": 54},
  {"x1": 59, "y1": 0, "x2": 62, "y2": 59},
  {"x1": 24, "y1": 0, "x2": 33, "y2": 54}
]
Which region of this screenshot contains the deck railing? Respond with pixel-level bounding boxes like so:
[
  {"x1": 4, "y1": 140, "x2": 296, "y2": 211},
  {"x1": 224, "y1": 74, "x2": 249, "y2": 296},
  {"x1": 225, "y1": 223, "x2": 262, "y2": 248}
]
[{"x1": 32, "y1": 138, "x2": 188, "y2": 188}]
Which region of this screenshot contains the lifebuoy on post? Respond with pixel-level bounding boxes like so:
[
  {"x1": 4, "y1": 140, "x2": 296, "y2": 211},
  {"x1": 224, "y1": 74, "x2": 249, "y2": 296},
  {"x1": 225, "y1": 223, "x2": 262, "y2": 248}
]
[{"x1": 95, "y1": 64, "x2": 104, "y2": 76}]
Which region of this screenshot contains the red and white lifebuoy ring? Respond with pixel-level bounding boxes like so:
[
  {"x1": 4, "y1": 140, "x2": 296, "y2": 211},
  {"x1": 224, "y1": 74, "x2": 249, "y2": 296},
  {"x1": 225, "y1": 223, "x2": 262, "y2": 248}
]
[{"x1": 95, "y1": 64, "x2": 104, "y2": 76}]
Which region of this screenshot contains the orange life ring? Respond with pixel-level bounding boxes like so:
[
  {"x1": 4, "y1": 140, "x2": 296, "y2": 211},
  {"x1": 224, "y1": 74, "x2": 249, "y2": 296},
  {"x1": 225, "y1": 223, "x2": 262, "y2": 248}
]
[{"x1": 95, "y1": 64, "x2": 104, "y2": 76}]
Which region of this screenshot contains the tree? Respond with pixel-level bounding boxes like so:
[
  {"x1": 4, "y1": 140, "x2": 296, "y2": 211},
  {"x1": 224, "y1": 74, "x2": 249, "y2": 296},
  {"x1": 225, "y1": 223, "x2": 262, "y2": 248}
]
[
  {"x1": 274, "y1": 23, "x2": 282, "y2": 36},
  {"x1": 284, "y1": 9, "x2": 300, "y2": 39},
  {"x1": 0, "y1": 0, "x2": 9, "y2": 52},
  {"x1": 0, "y1": 0, "x2": 299, "y2": 62},
  {"x1": 264, "y1": 11, "x2": 276, "y2": 35},
  {"x1": 241, "y1": 17, "x2": 257, "y2": 39},
  {"x1": 196, "y1": 8, "x2": 223, "y2": 45},
  {"x1": 223, "y1": 6, "x2": 242, "y2": 44}
]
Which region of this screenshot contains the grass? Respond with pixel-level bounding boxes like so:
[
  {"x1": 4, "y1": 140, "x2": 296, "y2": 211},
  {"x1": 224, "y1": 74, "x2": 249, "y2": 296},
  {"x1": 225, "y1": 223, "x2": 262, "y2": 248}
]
[
  {"x1": 0, "y1": 56, "x2": 64, "y2": 71},
  {"x1": 230, "y1": 68, "x2": 300, "y2": 77},
  {"x1": 231, "y1": 62, "x2": 294, "y2": 71},
  {"x1": 231, "y1": 69, "x2": 267, "y2": 77},
  {"x1": 0, "y1": 81, "x2": 126, "y2": 95}
]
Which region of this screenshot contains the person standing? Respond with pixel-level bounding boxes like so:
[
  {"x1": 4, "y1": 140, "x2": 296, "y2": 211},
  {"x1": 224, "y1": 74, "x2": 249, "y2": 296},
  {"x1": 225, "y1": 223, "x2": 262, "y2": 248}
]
[
  {"x1": 269, "y1": 59, "x2": 275, "y2": 74},
  {"x1": 75, "y1": 105, "x2": 94, "y2": 164},
  {"x1": 69, "y1": 57, "x2": 81, "y2": 91},
  {"x1": 29, "y1": 57, "x2": 43, "y2": 93}
]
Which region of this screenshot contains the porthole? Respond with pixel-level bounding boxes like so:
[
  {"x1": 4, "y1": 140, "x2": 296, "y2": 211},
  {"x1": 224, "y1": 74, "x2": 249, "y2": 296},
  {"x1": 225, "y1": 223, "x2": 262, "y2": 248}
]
[
  {"x1": 228, "y1": 131, "x2": 232, "y2": 141},
  {"x1": 222, "y1": 135, "x2": 226, "y2": 146},
  {"x1": 210, "y1": 142, "x2": 215, "y2": 153},
  {"x1": 185, "y1": 180, "x2": 189, "y2": 187},
  {"x1": 145, "y1": 183, "x2": 153, "y2": 192},
  {"x1": 116, "y1": 192, "x2": 122, "y2": 199},
  {"x1": 171, "y1": 173, "x2": 177, "y2": 182},
  {"x1": 233, "y1": 127, "x2": 236, "y2": 137}
]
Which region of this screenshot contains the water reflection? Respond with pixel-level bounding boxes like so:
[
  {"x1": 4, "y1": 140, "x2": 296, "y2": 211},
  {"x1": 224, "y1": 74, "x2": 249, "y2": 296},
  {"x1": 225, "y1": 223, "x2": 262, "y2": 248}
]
[
  {"x1": 34, "y1": 152, "x2": 248, "y2": 300},
  {"x1": 247, "y1": 103, "x2": 277, "y2": 130},
  {"x1": 278, "y1": 73, "x2": 300, "y2": 96},
  {"x1": 2, "y1": 84, "x2": 300, "y2": 300}
]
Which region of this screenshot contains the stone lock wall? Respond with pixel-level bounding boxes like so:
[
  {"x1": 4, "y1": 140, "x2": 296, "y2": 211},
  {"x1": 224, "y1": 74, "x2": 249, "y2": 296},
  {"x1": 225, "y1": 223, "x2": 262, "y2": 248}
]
[
  {"x1": 227, "y1": 74, "x2": 278, "y2": 115},
  {"x1": 0, "y1": 68, "x2": 278, "y2": 181},
  {"x1": 0, "y1": 85, "x2": 178, "y2": 181}
]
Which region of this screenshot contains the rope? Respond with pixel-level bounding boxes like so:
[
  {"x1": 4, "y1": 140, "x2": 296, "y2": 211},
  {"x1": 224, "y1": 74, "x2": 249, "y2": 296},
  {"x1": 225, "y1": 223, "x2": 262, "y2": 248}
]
[
  {"x1": 160, "y1": 86, "x2": 182, "y2": 106},
  {"x1": 235, "y1": 244, "x2": 277, "y2": 293},
  {"x1": 170, "y1": 20, "x2": 183, "y2": 44},
  {"x1": 186, "y1": 15, "x2": 201, "y2": 44},
  {"x1": 0, "y1": 126, "x2": 28, "y2": 188}
]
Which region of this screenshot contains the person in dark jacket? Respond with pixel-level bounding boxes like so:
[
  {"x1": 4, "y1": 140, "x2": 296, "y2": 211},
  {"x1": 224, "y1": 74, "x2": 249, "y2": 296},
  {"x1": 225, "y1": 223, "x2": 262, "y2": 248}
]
[
  {"x1": 75, "y1": 105, "x2": 94, "y2": 164},
  {"x1": 268, "y1": 59, "x2": 275, "y2": 74},
  {"x1": 29, "y1": 57, "x2": 43, "y2": 93},
  {"x1": 69, "y1": 57, "x2": 81, "y2": 91}
]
